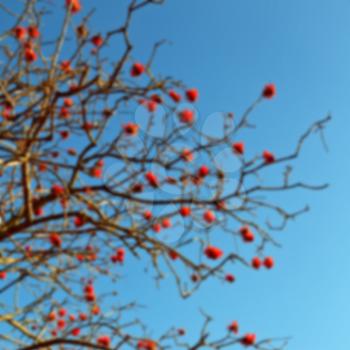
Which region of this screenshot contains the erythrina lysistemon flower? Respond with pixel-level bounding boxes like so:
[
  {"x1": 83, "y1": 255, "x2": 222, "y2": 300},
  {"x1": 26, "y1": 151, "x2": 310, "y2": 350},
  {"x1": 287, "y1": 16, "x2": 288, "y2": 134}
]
[
  {"x1": 228, "y1": 320, "x2": 239, "y2": 334},
  {"x1": 169, "y1": 90, "x2": 181, "y2": 103},
  {"x1": 239, "y1": 226, "x2": 255, "y2": 242},
  {"x1": 123, "y1": 122, "x2": 139, "y2": 136},
  {"x1": 203, "y1": 210, "x2": 216, "y2": 224},
  {"x1": 145, "y1": 171, "x2": 159, "y2": 188},
  {"x1": 178, "y1": 109, "x2": 194, "y2": 124},
  {"x1": 28, "y1": 25, "x2": 40, "y2": 38},
  {"x1": 251, "y1": 257, "x2": 261, "y2": 270}
]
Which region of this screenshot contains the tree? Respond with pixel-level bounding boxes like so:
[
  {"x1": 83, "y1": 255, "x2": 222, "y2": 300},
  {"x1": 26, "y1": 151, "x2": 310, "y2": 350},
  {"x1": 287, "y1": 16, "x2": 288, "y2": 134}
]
[{"x1": 0, "y1": 0, "x2": 330, "y2": 349}]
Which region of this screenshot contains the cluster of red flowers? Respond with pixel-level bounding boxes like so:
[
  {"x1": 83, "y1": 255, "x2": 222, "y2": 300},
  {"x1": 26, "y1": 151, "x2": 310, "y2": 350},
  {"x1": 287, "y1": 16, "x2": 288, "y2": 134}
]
[{"x1": 227, "y1": 321, "x2": 256, "y2": 347}]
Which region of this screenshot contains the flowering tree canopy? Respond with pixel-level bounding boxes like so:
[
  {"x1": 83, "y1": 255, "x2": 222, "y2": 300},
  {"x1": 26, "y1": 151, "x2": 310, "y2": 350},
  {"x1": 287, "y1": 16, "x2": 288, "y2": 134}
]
[{"x1": 0, "y1": 1, "x2": 330, "y2": 349}]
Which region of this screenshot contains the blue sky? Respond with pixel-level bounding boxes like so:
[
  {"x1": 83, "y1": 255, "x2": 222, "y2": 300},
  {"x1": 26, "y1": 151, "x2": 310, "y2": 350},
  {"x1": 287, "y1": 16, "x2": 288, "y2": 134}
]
[
  {"x1": 3, "y1": 0, "x2": 350, "y2": 349},
  {"x1": 101, "y1": 1, "x2": 348, "y2": 349}
]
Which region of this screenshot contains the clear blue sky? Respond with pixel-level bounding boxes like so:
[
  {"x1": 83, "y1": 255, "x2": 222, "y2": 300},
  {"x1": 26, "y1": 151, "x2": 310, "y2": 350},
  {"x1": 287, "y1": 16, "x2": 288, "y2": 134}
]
[
  {"x1": 98, "y1": 1, "x2": 348, "y2": 349},
  {"x1": 3, "y1": 0, "x2": 350, "y2": 349}
]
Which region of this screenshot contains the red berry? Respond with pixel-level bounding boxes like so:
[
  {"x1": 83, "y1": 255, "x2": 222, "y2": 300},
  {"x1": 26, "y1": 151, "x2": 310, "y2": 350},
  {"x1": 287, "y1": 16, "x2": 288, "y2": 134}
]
[
  {"x1": 161, "y1": 217, "x2": 172, "y2": 229},
  {"x1": 181, "y1": 148, "x2": 194, "y2": 162},
  {"x1": 145, "y1": 171, "x2": 159, "y2": 188},
  {"x1": 239, "y1": 226, "x2": 254, "y2": 243},
  {"x1": 49, "y1": 233, "x2": 62, "y2": 248},
  {"x1": 63, "y1": 98, "x2": 74, "y2": 108},
  {"x1": 262, "y1": 83, "x2": 276, "y2": 99},
  {"x1": 186, "y1": 88, "x2": 199, "y2": 102},
  {"x1": 198, "y1": 165, "x2": 209, "y2": 177},
  {"x1": 241, "y1": 333, "x2": 256, "y2": 347},
  {"x1": 178, "y1": 328, "x2": 186, "y2": 336},
  {"x1": 143, "y1": 210, "x2": 153, "y2": 221},
  {"x1": 204, "y1": 245, "x2": 223, "y2": 260},
  {"x1": 57, "y1": 319, "x2": 66, "y2": 329},
  {"x1": 28, "y1": 25, "x2": 40, "y2": 39},
  {"x1": 147, "y1": 100, "x2": 158, "y2": 112},
  {"x1": 169, "y1": 90, "x2": 181, "y2": 103},
  {"x1": 263, "y1": 256, "x2": 274, "y2": 269},
  {"x1": 179, "y1": 109, "x2": 194, "y2": 124},
  {"x1": 152, "y1": 223, "x2": 161, "y2": 233},
  {"x1": 91, "y1": 34, "x2": 103, "y2": 47},
  {"x1": 97, "y1": 335, "x2": 111, "y2": 348},
  {"x1": 13, "y1": 26, "x2": 27, "y2": 41},
  {"x1": 179, "y1": 206, "x2": 191, "y2": 217},
  {"x1": 232, "y1": 142, "x2": 245, "y2": 155},
  {"x1": 71, "y1": 328, "x2": 80, "y2": 336},
  {"x1": 263, "y1": 150, "x2": 275, "y2": 164},
  {"x1": 251, "y1": 257, "x2": 261, "y2": 270},
  {"x1": 24, "y1": 48, "x2": 37, "y2": 63},
  {"x1": 228, "y1": 320, "x2": 239, "y2": 334},
  {"x1": 66, "y1": 0, "x2": 81, "y2": 14},
  {"x1": 168, "y1": 250, "x2": 179, "y2": 260},
  {"x1": 130, "y1": 62, "x2": 145, "y2": 77},
  {"x1": 203, "y1": 210, "x2": 216, "y2": 224},
  {"x1": 58, "y1": 308, "x2": 67, "y2": 317},
  {"x1": 225, "y1": 274, "x2": 235, "y2": 283}
]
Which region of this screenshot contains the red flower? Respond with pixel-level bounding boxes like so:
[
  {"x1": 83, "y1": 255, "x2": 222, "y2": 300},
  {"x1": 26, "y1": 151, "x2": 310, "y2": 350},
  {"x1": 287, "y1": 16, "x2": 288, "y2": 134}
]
[
  {"x1": 0, "y1": 272, "x2": 7, "y2": 280},
  {"x1": 60, "y1": 107, "x2": 71, "y2": 119},
  {"x1": 69, "y1": 314, "x2": 76, "y2": 322},
  {"x1": 262, "y1": 83, "x2": 276, "y2": 99},
  {"x1": 186, "y1": 88, "x2": 199, "y2": 102},
  {"x1": 24, "y1": 48, "x2": 37, "y2": 63},
  {"x1": 198, "y1": 165, "x2": 209, "y2": 177},
  {"x1": 115, "y1": 248, "x2": 125, "y2": 263},
  {"x1": 204, "y1": 245, "x2": 223, "y2": 260},
  {"x1": 179, "y1": 109, "x2": 194, "y2": 124},
  {"x1": 240, "y1": 333, "x2": 256, "y2": 346},
  {"x1": 228, "y1": 320, "x2": 239, "y2": 334},
  {"x1": 143, "y1": 210, "x2": 153, "y2": 220},
  {"x1": 225, "y1": 274, "x2": 235, "y2": 283},
  {"x1": 239, "y1": 226, "x2": 255, "y2": 243},
  {"x1": 263, "y1": 256, "x2": 274, "y2": 269},
  {"x1": 169, "y1": 90, "x2": 181, "y2": 103},
  {"x1": 66, "y1": 0, "x2": 82, "y2": 14},
  {"x1": 13, "y1": 26, "x2": 27, "y2": 41},
  {"x1": 71, "y1": 328, "x2": 80, "y2": 336},
  {"x1": 28, "y1": 25, "x2": 40, "y2": 39},
  {"x1": 91, "y1": 34, "x2": 103, "y2": 47},
  {"x1": 203, "y1": 210, "x2": 216, "y2": 224},
  {"x1": 145, "y1": 171, "x2": 159, "y2": 188},
  {"x1": 179, "y1": 206, "x2": 191, "y2": 217},
  {"x1": 123, "y1": 122, "x2": 139, "y2": 136},
  {"x1": 49, "y1": 233, "x2": 62, "y2": 248},
  {"x1": 97, "y1": 335, "x2": 111, "y2": 348},
  {"x1": 232, "y1": 142, "x2": 245, "y2": 155},
  {"x1": 251, "y1": 257, "x2": 261, "y2": 270},
  {"x1": 130, "y1": 62, "x2": 145, "y2": 77},
  {"x1": 263, "y1": 150, "x2": 275, "y2": 164}
]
